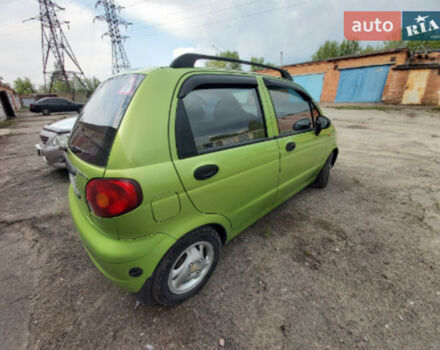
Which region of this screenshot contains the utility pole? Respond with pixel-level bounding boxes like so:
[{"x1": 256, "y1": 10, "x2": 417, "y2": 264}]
[
  {"x1": 26, "y1": 0, "x2": 86, "y2": 98},
  {"x1": 280, "y1": 51, "x2": 283, "y2": 66},
  {"x1": 95, "y1": 0, "x2": 131, "y2": 74}
]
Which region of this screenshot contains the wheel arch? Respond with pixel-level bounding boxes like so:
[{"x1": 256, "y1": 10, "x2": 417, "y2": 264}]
[
  {"x1": 331, "y1": 148, "x2": 338, "y2": 166},
  {"x1": 173, "y1": 222, "x2": 228, "y2": 245},
  {"x1": 207, "y1": 223, "x2": 227, "y2": 245}
]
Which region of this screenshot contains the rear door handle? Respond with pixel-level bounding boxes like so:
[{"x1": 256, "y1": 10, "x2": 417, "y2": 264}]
[
  {"x1": 194, "y1": 164, "x2": 219, "y2": 180},
  {"x1": 285, "y1": 142, "x2": 296, "y2": 152}
]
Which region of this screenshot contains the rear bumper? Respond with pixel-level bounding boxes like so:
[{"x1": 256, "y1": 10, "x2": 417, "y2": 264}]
[{"x1": 68, "y1": 186, "x2": 176, "y2": 294}]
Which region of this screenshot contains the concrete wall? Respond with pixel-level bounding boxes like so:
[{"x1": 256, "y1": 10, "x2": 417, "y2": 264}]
[{"x1": 21, "y1": 97, "x2": 36, "y2": 107}]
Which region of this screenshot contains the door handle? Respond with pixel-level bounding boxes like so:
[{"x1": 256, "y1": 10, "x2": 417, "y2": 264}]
[
  {"x1": 285, "y1": 142, "x2": 296, "y2": 152},
  {"x1": 194, "y1": 164, "x2": 219, "y2": 180}
]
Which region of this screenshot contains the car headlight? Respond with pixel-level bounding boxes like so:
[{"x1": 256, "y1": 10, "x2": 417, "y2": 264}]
[
  {"x1": 50, "y1": 134, "x2": 60, "y2": 146},
  {"x1": 50, "y1": 133, "x2": 69, "y2": 147},
  {"x1": 58, "y1": 134, "x2": 69, "y2": 148}
]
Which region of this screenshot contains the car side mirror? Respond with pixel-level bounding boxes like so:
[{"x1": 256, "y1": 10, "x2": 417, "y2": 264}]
[
  {"x1": 315, "y1": 116, "x2": 331, "y2": 136},
  {"x1": 293, "y1": 118, "x2": 311, "y2": 131}
]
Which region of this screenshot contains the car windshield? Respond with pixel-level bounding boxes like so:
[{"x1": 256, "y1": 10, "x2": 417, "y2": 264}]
[{"x1": 68, "y1": 74, "x2": 144, "y2": 166}]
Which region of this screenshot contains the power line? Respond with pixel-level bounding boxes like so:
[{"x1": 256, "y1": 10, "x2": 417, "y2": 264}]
[
  {"x1": 128, "y1": 0, "x2": 265, "y2": 33},
  {"x1": 124, "y1": 0, "x2": 151, "y2": 9},
  {"x1": 95, "y1": 0, "x2": 131, "y2": 74},
  {"x1": 130, "y1": 0, "x2": 320, "y2": 39}
]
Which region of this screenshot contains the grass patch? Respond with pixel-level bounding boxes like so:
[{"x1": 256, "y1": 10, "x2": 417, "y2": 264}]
[
  {"x1": 326, "y1": 105, "x2": 400, "y2": 111},
  {"x1": 431, "y1": 106, "x2": 440, "y2": 113},
  {"x1": 0, "y1": 120, "x2": 13, "y2": 128}
]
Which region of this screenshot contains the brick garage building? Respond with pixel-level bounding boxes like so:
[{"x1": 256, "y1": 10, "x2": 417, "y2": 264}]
[{"x1": 260, "y1": 48, "x2": 440, "y2": 105}]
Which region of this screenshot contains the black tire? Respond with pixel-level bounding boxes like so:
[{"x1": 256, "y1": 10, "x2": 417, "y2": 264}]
[
  {"x1": 152, "y1": 226, "x2": 221, "y2": 306},
  {"x1": 42, "y1": 108, "x2": 51, "y2": 116},
  {"x1": 311, "y1": 152, "x2": 334, "y2": 189}
]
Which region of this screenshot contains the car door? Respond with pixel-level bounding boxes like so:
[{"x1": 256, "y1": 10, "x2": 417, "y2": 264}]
[
  {"x1": 264, "y1": 78, "x2": 323, "y2": 201},
  {"x1": 37, "y1": 98, "x2": 49, "y2": 112},
  {"x1": 48, "y1": 98, "x2": 60, "y2": 112},
  {"x1": 310, "y1": 101, "x2": 333, "y2": 164},
  {"x1": 57, "y1": 98, "x2": 70, "y2": 112},
  {"x1": 171, "y1": 74, "x2": 280, "y2": 233},
  {"x1": 65, "y1": 99, "x2": 76, "y2": 112}
]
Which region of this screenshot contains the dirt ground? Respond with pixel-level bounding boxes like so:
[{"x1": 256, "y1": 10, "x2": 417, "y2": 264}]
[{"x1": 1, "y1": 107, "x2": 440, "y2": 350}]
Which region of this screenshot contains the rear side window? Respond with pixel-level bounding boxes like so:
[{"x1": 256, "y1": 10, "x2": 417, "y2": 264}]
[
  {"x1": 41, "y1": 98, "x2": 56, "y2": 104},
  {"x1": 268, "y1": 87, "x2": 313, "y2": 135},
  {"x1": 69, "y1": 74, "x2": 144, "y2": 166},
  {"x1": 176, "y1": 87, "x2": 266, "y2": 158}
]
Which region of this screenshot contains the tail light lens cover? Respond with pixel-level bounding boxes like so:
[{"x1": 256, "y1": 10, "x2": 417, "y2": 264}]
[{"x1": 86, "y1": 178, "x2": 143, "y2": 218}]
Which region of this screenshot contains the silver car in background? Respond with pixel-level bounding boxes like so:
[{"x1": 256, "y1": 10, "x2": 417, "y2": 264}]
[{"x1": 35, "y1": 117, "x2": 76, "y2": 167}]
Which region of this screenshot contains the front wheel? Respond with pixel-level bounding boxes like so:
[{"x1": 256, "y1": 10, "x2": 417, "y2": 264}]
[
  {"x1": 311, "y1": 152, "x2": 334, "y2": 189},
  {"x1": 42, "y1": 108, "x2": 50, "y2": 116},
  {"x1": 152, "y1": 227, "x2": 221, "y2": 305}
]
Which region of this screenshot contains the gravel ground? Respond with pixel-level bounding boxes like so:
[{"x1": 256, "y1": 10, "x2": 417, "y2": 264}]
[{"x1": 0, "y1": 107, "x2": 439, "y2": 350}]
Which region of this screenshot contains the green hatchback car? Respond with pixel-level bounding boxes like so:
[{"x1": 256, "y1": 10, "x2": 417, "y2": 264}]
[{"x1": 66, "y1": 53, "x2": 338, "y2": 305}]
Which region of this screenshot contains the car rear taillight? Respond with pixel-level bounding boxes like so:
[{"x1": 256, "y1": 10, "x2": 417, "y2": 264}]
[
  {"x1": 30, "y1": 103, "x2": 34, "y2": 108},
  {"x1": 86, "y1": 179, "x2": 143, "y2": 218}
]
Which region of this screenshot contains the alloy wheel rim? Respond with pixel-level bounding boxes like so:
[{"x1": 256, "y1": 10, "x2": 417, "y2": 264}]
[{"x1": 167, "y1": 241, "x2": 214, "y2": 295}]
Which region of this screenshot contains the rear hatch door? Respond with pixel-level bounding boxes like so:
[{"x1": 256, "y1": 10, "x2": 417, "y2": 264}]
[{"x1": 66, "y1": 74, "x2": 144, "y2": 238}]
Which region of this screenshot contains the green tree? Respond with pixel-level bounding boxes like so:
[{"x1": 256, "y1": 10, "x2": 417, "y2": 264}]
[
  {"x1": 250, "y1": 56, "x2": 264, "y2": 71},
  {"x1": 250, "y1": 57, "x2": 275, "y2": 71},
  {"x1": 13, "y1": 77, "x2": 36, "y2": 94},
  {"x1": 312, "y1": 40, "x2": 340, "y2": 61},
  {"x1": 74, "y1": 76, "x2": 101, "y2": 97},
  {"x1": 51, "y1": 76, "x2": 71, "y2": 93},
  {"x1": 360, "y1": 44, "x2": 380, "y2": 54},
  {"x1": 312, "y1": 40, "x2": 364, "y2": 61},
  {"x1": 205, "y1": 50, "x2": 242, "y2": 70},
  {"x1": 382, "y1": 40, "x2": 440, "y2": 52},
  {"x1": 338, "y1": 40, "x2": 362, "y2": 56}
]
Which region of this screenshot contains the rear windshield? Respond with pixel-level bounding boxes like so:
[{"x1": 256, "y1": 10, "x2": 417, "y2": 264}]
[{"x1": 68, "y1": 74, "x2": 144, "y2": 166}]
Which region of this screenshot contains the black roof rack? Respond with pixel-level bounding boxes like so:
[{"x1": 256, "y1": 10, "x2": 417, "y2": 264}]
[{"x1": 170, "y1": 53, "x2": 292, "y2": 81}]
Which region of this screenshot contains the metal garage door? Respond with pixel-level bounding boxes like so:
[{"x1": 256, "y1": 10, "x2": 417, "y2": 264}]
[
  {"x1": 293, "y1": 73, "x2": 324, "y2": 101},
  {"x1": 335, "y1": 65, "x2": 390, "y2": 102}
]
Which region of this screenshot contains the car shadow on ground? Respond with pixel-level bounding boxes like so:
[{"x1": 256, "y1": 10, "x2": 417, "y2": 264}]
[{"x1": 48, "y1": 167, "x2": 69, "y2": 182}]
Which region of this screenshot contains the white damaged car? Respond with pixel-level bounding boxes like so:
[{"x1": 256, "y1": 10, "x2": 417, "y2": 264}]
[{"x1": 35, "y1": 116, "x2": 76, "y2": 167}]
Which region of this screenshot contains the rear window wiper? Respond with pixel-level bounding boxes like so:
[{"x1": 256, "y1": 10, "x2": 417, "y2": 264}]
[{"x1": 70, "y1": 145, "x2": 90, "y2": 155}]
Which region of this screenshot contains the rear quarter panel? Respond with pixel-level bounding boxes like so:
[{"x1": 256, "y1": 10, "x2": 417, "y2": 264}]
[{"x1": 105, "y1": 69, "x2": 232, "y2": 241}]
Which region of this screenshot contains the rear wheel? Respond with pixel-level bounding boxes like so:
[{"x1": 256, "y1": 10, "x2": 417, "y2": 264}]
[
  {"x1": 152, "y1": 227, "x2": 221, "y2": 305},
  {"x1": 311, "y1": 152, "x2": 334, "y2": 189},
  {"x1": 42, "y1": 108, "x2": 50, "y2": 116}
]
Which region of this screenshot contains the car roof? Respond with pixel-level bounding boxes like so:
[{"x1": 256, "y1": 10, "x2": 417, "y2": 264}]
[
  {"x1": 129, "y1": 66, "x2": 304, "y2": 90},
  {"x1": 115, "y1": 66, "x2": 313, "y2": 100}
]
